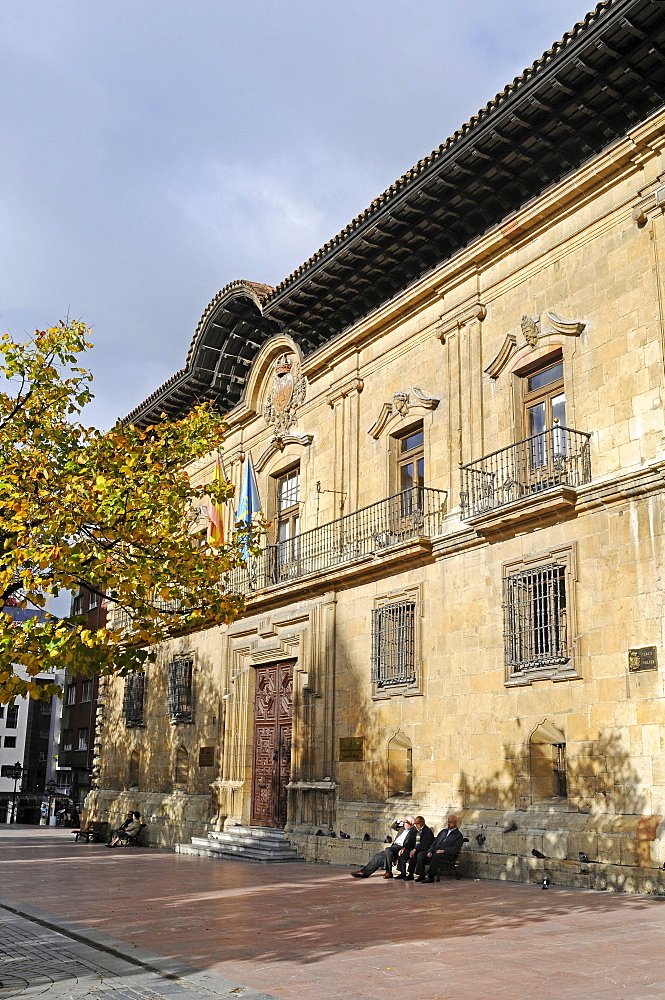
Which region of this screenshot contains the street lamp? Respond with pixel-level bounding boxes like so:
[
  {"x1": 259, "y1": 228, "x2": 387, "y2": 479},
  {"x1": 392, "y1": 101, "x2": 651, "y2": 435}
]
[
  {"x1": 45, "y1": 778, "x2": 57, "y2": 825},
  {"x1": 10, "y1": 762, "x2": 23, "y2": 824}
]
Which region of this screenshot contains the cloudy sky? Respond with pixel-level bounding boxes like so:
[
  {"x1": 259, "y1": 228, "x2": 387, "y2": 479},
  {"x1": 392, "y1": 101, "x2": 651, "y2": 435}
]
[{"x1": 2, "y1": 0, "x2": 589, "y2": 430}]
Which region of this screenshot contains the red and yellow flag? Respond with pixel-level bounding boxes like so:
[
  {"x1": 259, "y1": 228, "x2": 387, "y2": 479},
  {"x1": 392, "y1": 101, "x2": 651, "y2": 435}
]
[{"x1": 207, "y1": 455, "x2": 225, "y2": 548}]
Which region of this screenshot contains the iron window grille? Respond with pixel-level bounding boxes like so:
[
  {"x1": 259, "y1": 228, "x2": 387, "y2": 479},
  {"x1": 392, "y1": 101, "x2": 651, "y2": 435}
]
[
  {"x1": 503, "y1": 562, "x2": 568, "y2": 673},
  {"x1": 167, "y1": 658, "x2": 193, "y2": 722},
  {"x1": 123, "y1": 672, "x2": 145, "y2": 727},
  {"x1": 371, "y1": 600, "x2": 416, "y2": 689}
]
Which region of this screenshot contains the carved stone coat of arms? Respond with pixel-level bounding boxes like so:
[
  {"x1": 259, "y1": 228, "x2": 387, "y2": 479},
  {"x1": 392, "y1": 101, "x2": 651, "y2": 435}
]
[{"x1": 263, "y1": 354, "x2": 307, "y2": 438}]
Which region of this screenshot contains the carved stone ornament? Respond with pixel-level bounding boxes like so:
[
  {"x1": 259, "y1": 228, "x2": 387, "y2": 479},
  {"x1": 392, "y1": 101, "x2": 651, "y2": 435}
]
[
  {"x1": 521, "y1": 314, "x2": 540, "y2": 349},
  {"x1": 368, "y1": 387, "x2": 440, "y2": 439},
  {"x1": 263, "y1": 353, "x2": 307, "y2": 438}
]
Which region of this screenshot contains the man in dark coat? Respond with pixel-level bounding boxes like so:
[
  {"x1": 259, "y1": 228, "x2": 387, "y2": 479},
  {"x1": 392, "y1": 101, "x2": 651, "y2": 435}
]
[
  {"x1": 351, "y1": 816, "x2": 414, "y2": 879},
  {"x1": 415, "y1": 815, "x2": 464, "y2": 882},
  {"x1": 394, "y1": 815, "x2": 434, "y2": 880}
]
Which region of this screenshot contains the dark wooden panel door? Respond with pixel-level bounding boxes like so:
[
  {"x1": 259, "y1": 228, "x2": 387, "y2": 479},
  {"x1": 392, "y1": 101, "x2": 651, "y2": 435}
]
[{"x1": 251, "y1": 661, "x2": 294, "y2": 828}]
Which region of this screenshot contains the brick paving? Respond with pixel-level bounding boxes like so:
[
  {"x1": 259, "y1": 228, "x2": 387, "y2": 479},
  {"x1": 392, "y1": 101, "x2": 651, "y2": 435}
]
[{"x1": 1, "y1": 827, "x2": 665, "y2": 1000}]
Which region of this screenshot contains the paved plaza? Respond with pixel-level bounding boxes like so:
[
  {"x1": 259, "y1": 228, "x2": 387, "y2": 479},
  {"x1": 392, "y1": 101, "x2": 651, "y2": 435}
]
[{"x1": 1, "y1": 827, "x2": 664, "y2": 1000}]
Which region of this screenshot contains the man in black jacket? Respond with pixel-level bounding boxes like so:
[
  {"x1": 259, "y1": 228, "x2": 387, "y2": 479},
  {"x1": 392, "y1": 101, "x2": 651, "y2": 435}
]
[
  {"x1": 394, "y1": 816, "x2": 434, "y2": 880},
  {"x1": 415, "y1": 815, "x2": 464, "y2": 882}
]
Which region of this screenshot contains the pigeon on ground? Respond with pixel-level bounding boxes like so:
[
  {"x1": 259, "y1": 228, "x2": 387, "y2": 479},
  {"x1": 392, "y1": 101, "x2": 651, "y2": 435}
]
[
  {"x1": 329, "y1": 830, "x2": 336, "y2": 838},
  {"x1": 532, "y1": 849, "x2": 547, "y2": 859},
  {"x1": 340, "y1": 831, "x2": 351, "y2": 839},
  {"x1": 541, "y1": 877, "x2": 550, "y2": 890},
  {"x1": 363, "y1": 833, "x2": 371, "y2": 841},
  {"x1": 579, "y1": 852, "x2": 590, "y2": 863},
  {"x1": 315, "y1": 829, "x2": 324, "y2": 837}
]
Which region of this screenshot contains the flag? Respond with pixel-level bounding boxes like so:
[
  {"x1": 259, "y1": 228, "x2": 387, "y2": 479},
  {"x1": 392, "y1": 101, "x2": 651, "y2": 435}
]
[
  {"x1": 235, "y1": 453, "x2": 262, "y2": 557},
  {"x1": 207, "y1": 455, "x2": 225, "y2": 548}
]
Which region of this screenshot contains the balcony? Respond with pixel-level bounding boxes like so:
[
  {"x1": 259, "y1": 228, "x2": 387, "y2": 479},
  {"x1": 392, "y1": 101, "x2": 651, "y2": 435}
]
[
  {"x1": 228, "y1": 486, "x2": 447, "y2": 596},
  {"x1": 460, "y1": 426, "x2": 591, "y2": 530}
]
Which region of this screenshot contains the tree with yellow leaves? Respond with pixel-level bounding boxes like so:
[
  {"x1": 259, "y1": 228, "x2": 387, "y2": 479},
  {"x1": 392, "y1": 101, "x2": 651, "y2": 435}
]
[{"x1": 0, "y1": 321, "x2": 249, "y2": 702}]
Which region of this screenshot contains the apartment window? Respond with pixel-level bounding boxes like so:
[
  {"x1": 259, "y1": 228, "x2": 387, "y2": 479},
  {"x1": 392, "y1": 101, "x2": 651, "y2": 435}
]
[
  {"x1": 77, "y1": 728, "x2": 89, "y2": 751},
  {"x1": 167, "y1": 658, "x2": 193, "y2": 723},
  {"x1": 128, "y1": 749, "x2": 140, "y2": 789},
  {"x1": 4, "y1": 736, "x2": 16, "y2": 748},
  {"x1": 71, "y1": 594, "x2": 83, "y2": 616},
  {"x1": 371, "y1": 600, "x2": 417, "y2": 690},
  {"x1": 81, "y1": 679, "x2": 93, "y2": 703},
  {"x1": 504, "y1": 562, "x2": 568, "y2": 676},
  {"x1": 6, "y1": 706, "x2": 18, "y2": 729},
  {"x1": 61, "y1": 729, "x2": 72, "y2": 751},
  {"x1": 123, "y1": 673, "x2": 145, "y2": 727},
  {"x1": 66, "y1": 684, "x2": 76, "y2": 706},
  {"x1": 522, "y1": 357, "x2": 566, "y2": 475},
  {"x1": 0, "y1": 706, "x2": 5, "y2": 719},
  {"x1": 174, "y1": 746, "x2": 189, "y2": 787},
  {"x1": 274, "y1": 466, "x2": 300, "y2": 573},
  {"x1": 87, "y1": 591, "x2": 99, "y2": 610}
]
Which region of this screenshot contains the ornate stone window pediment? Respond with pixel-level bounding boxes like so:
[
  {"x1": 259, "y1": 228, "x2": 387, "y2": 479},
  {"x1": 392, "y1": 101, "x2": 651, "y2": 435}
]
[
  {"x1": 485, "y1": 310, "x2": 586, "y2": 379},
  {"x1": 368, "y1": 387, "x2": 439, "y2": 439}
]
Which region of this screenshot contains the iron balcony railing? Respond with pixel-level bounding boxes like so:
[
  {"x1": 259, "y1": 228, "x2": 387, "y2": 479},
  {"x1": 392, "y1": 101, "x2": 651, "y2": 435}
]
[
  {"x1": 459, "y1": 425, "x2": 591, "y2": 519},
  {"x1": 229, "y1": 485, "x2": 447, "y2": 593}
]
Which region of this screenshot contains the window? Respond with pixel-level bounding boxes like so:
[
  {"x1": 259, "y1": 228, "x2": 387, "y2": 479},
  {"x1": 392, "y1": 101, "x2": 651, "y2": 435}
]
[
  {"x1": 529, "y1": 721, "x2": 567, "y2": 801},
  {"x1": 123, "y1": 673, "x2": 145, "y2": 727},
  {"x1": 394, "y1": 425, "x2": 424, "y2": 516},
  {"x1": 71, "y1": 594, "x2": 83, "y2": 616},
  {"x1": 175, "y1": 746, "x2": 189, "y2": 787},
  {"x1": 167, "y1": 658, "x2": 193, "y2": 722},
  {"x1": 61, "y1": 729, "x2": 72, "y2": 751},
  {"x1": 77, "y1": 728, "x2": 89, "y2": 751},
  {"x1": 387, "y1": 731, "x2": 413, "y2": 798},
  {"x1": 502, "y1": 548, "x2": 578, "y2": 684},
  {"x1": 522, "y1": 358, "x2": 566, "y2": 482},
  {"x1": 371, "y1": 600, "x2": 416, "y2": 690},
  {"x1": 81, "y1": 680, "x2": 92, "y2": 703},
  {"x1": 87, "y1": 591, "x2": 99, "y2": 610},
  {"x1": 4, "y1": 736, "x2": 16, "y2": 748},
  {"x1": 66, "y1": 684, "x2": 76, "y2": 706},
  {"x1": 274, "y1": 466, "x2": 300, "y2": 575},
  {"x1": 128, "y1": 749, "x2": 140, "y2": 789},
  {"x1": 6, "y1": 705, "x2": 18, "y2": 729},
  {"x1": 0, "y1": 706, "x2": 5, "y2": 719},
  {"x1": 40, "y1": 700, "x2": 51, "y2": 714}
]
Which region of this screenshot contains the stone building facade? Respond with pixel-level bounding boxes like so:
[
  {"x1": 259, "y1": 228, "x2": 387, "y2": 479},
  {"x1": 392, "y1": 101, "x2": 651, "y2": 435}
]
[{"x1": 88, "y1": 1, "x2": 665, "y2": 891}]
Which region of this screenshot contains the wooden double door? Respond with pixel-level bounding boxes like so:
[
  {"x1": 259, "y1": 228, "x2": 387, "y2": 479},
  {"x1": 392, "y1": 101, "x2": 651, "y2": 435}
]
[{"x1": 251, "y1": 660, "x2": 294, "y2": 828}]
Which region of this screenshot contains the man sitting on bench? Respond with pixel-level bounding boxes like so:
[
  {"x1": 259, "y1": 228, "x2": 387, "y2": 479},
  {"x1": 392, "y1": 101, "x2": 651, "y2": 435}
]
[
  {"x1": 414, "y1": 815, "x2": 464, "y2": 883},
  {"x1": 107, "y1": 811, "x2": 142, "y2": 848}
]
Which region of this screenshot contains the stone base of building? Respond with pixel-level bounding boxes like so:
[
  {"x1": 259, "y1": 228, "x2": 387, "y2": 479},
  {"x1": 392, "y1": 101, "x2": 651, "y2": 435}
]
[
  {"x1": 84, "y1": 788, "x2": 216, "y2": 848},
  {"x1": 286, "y1": 803, "x2": 665, "y2": 895}
]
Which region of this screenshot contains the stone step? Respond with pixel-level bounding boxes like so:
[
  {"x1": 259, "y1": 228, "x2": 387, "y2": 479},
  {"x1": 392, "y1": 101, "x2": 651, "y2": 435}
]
[{"x1": 175, "y1": 826, "x2": 303, "y2": 863}]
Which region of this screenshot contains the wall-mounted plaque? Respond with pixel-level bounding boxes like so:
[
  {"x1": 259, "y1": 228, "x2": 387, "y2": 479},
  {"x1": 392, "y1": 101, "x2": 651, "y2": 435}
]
[
  {"x1": 198, "y1": 746, "x2": 215, "y2": 767},
  {"x1": 339, "y1": 736, "x2": 364, "y2": 762},
  {"x1": 628, "y1": 647, "x2": 658, "y2": 672}
]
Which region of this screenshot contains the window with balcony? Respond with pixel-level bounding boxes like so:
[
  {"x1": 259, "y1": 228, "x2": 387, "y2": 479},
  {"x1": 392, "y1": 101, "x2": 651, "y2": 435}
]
[
  {"x1": 394, "y1": 424, "x2": 424, "y2": 516},
  {"x1": 522, "y1": 357, "x2": 567, "y2": 486},
  {"x1": 77, "y1": 728, "x2": 89, "y2": 751},
  {"x1": 81, "y1": 679, "x2": 93, "y2": 703},
  {"x1": 274, "y1": 466, "x2": 300, "y2": 577},
  {"x1": 66, "y1": 684, "x2": 76, "y2": 706},
  {"x1": 503, "y1": 548, "x2": 577, "y2": 684},
  {"x1": 123, "y1": 672, "x2": 145, "y2": 727},
  {"x1": 167, "y1": 658, "x2": 193, "y2": 723},
  {"x1": 371, "y1": 588, "x2": 421, "y2": 697}
]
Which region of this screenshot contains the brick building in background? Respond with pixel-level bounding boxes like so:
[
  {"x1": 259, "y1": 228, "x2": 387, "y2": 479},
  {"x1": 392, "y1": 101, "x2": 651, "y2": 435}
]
[{"x1": 56, "y1": 588, "x2": 105, "y2": 809}]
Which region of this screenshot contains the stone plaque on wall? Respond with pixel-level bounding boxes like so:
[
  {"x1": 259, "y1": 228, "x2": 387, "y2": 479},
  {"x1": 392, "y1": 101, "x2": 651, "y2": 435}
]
[
  {"x1": 628, "y1": 647, "x2": 658, "y2": 672},
  {"x1": 198, "y1": 746, "x2": 215, "y2": 767},
  {"x1": 339, "y1": 736, "x2": 364, "y2": 762}
]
